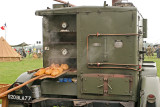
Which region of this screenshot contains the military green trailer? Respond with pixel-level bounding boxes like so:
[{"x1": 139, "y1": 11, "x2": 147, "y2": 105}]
[{"x1": 7, "y1": 1, "x2": 160, "y2": 107}]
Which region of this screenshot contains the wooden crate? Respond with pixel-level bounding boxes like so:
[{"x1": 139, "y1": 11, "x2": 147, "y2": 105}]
[
  {"x1": 0, "y1": 84, "x2": 11, "y2": 107},
  {"x1": 0, "y1": 84, "x2": 11, "y2": 94}
]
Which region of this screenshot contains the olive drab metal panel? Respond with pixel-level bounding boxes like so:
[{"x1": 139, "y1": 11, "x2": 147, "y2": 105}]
[
  {"x1": 108, "y1": 77, "x2": 132, "y2": 95},
  {"x1": 143, "y1": 19, "x2": 147, "y2": 38},
  {"x1": 87, "y1": 34, "x2": 138, "y2": 64},
  {"x1": 82, "y1": 77, "x2": 104, "y2": 94},
  {"x1": 76, "y1": 8, "x2": 140, "y2": 101},
  {"x1": 41, "y1": 80, "x2": 77, "y2": 96}
]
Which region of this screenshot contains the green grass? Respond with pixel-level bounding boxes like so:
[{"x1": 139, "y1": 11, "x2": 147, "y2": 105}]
[
  {"x1": 0, "y1": 55, "x2": 43, "y2": 84},
  {"x1": 144, "y1": 54, "x2": 160, "y2": 77}
]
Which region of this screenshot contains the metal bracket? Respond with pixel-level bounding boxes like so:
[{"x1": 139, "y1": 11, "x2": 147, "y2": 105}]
[
  {"x1": 73, "y1": 101, "x2": 92, "y2": 106},
  {"x1": 120, "y1": 101, "x2": 135, "y2": 107}
]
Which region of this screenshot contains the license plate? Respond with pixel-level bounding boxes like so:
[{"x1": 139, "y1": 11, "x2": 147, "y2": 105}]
[{"x1": 8, "y1": 94, "x2": 32, "y2": 101}]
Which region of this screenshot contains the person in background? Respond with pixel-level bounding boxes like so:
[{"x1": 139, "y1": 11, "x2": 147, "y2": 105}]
[
  {"x1": 146, "y1": 45, "x2": 151, "y2": 58},
  {"x1": 156, "y1": 46, "x2": 160, "y2": 58},
  {"x1": 151, "y1": 46, "x2": 155, "y2": 56},
  {"x1": 22, "y1": 49, "x2": 26, "y2": 58},
  {"x1": 37, "y1": 49, "x2": 41, "y2": 58},
  {"x1": 33, "y1": 48, "x2": 36, "y2": 54},
  {"x1": 14, "y1": 48, "x2": 17, "y2": 51},
  {"x1": 29, "y1": 48, "x2": 32, "y2": 56}
]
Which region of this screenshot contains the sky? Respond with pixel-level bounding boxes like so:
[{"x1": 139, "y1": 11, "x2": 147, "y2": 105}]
[{"x1": 0, "y1": 0, "x2": 160, "y2": 45}]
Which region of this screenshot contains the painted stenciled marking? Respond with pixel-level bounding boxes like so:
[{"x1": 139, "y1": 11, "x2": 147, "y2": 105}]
[
  {"x1": 114, "y1": 40, "x2": 123, "y2": 48},
  {"x1": 8, "y1": 95, "x2": 31, "y2": 101}
]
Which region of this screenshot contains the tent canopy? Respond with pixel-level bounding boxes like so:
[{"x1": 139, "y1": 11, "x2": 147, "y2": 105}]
[
  {"x1": 11, "y1": 42, "x2": 30, "y2": 47},
  {"x1": 0, "y1": 37, "x2": 21, "y2": 62}
]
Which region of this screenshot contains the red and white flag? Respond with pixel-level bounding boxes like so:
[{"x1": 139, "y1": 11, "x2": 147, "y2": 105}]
[
  {"x1": 1, "y1": 26, "x2": 5, "y2": 30},
  {"x1": 1, "y1": 23, "x2": 6, "y2": 30}
]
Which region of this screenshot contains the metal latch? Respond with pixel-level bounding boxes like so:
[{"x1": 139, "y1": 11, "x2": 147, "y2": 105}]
[
  {"x1": 108, "y1": 84, "x2": 112, "y2": 90},
  {"x1": 97, "y1": 84, "x2": 104, "y2": 88}
]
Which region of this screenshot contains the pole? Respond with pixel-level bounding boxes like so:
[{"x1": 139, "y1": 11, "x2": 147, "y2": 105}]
[
  {"x1": 112, "y1": 0, "x2": 122, "y2": 6},
  {"x1": 53, "y1": 0, "x2": 75, "y2": 7},
  {"x1": 5, "y1": 28, "x2": 6, "y2": 40}
]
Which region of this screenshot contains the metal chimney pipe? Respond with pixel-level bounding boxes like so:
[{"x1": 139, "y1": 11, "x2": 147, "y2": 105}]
[
  {"x1": 54, "y1": 0, "x2": 75, "y2": 7},
  {"x1": 112, "y1": 0, "x2": 121, "y2": 6}
]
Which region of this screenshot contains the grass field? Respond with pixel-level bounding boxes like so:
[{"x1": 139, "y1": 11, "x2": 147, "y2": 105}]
[
  {"x1": 0, "y1": 55, "x2": 43, "y2": 84},
  {"x1": 0, "y1": 55, "x2": 43, "y2": 104},
  {"x1": 144, "y1": 54, "x2": 160, "y2": 77}
]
